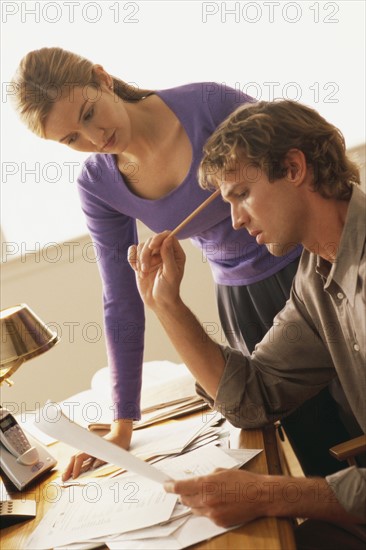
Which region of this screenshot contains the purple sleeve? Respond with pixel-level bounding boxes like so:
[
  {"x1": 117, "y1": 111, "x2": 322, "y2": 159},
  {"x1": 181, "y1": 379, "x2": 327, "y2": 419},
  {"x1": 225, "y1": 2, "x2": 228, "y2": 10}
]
[
  {"x1": 77, "y1": 178, "x2": 144, "y2": 420},
  {"x1": 76, "y1": 83, "x2": 254, "y2": 421}
]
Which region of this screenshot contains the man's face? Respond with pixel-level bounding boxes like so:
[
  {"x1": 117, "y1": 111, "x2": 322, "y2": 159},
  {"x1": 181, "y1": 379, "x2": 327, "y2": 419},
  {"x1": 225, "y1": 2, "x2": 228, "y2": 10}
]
[{"x1": 220, "y1": 161, "x2": 303, "y2": 256}]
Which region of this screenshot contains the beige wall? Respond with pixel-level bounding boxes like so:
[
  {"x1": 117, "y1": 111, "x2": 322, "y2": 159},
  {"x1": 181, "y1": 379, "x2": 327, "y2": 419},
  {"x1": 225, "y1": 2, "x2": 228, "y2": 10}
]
[
  {"x1": 1, "y1": 143, "x2": 365, "y2": 411},
  {"x1": 0, "y1": 228, "x2": 222, "y2": 410}
]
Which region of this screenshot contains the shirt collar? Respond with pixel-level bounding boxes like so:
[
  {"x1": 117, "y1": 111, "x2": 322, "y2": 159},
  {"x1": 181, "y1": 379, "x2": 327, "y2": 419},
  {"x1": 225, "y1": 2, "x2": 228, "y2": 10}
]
[{"x1": 317, "y1": 186, "x2": 366, "y2": 306}]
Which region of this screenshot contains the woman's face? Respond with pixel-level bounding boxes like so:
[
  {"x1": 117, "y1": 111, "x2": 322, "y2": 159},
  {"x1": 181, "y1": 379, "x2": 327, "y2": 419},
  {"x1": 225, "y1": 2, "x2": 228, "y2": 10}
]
[{"x1": 44, "y1": 80, "x2": 132, "y2": 154}]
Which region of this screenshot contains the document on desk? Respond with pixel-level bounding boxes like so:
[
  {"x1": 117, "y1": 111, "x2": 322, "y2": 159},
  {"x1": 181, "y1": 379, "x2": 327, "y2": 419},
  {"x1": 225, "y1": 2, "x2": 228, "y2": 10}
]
[
  {"x1": 155, "y1": 444, "x2": 243, "y2": 479},
  {"x1": 37, "y1": 410, "x2": 172, "y2": 484},
  {"x1": 130, "y1": 412, "x2": 226, "y2": 461},
  {"x1": 34, "y1": 406, "x2": 263, "y2": 549},
  {"x1": 107, "y1": 515, "x2": 232, "y2": 550},
  {"x1": 27, "y1": 445, "x2": 246, "y2": 550},
  {"x1": 25, "y1": 476, "x2": 178, "y2": 550}
]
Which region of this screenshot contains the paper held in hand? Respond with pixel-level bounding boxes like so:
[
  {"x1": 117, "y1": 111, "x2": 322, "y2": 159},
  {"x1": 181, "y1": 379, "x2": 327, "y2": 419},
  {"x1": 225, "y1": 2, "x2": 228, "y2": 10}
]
[{"x1": 37, "y1": 408, "x2": 172, "y2": 484}]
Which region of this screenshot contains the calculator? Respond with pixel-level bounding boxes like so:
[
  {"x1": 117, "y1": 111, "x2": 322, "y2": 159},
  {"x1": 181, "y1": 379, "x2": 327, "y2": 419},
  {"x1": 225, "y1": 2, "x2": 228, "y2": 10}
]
[{"x1": 0, "y1": 500, "x2": 36, "y2": 528}]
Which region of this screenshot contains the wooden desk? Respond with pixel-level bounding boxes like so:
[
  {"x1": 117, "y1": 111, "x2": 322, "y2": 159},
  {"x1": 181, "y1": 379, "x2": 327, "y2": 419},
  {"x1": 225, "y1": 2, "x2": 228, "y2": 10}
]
[{"x1": 1, "y1": 424, "x2": 295, "y2": 549}]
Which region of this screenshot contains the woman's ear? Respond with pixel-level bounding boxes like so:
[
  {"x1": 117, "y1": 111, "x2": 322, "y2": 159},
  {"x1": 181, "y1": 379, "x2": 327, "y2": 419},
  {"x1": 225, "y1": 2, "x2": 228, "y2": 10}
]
[
  {"x1": 283, "y1": 149, "x2": 307, "y2": 186},
  {"x1": 91, "y1": 64, "x2": 113, "y2": 88}
]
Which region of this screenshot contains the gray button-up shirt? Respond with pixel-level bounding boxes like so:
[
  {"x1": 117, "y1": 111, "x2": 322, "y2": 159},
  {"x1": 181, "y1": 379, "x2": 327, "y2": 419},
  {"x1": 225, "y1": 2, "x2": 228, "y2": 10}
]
[{"x1": 197, "y1": 185, "x2": 366, "y2": 520}]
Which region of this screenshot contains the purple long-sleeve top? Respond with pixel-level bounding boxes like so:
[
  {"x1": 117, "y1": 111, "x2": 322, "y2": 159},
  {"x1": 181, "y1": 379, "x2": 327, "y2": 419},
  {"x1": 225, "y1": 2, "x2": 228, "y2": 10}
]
[{"x1": 77, "y1": 83, "x2": 302, "y2": 419}]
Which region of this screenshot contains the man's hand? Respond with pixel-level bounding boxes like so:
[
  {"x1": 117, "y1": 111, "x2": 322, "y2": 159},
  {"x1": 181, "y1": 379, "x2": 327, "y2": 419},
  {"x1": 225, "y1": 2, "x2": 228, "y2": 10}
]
[
  {"x1": 128, "y1": 232, "x2": 186, "y2": 312},
  {"x1": 164, "y1": 468, "x2": 268, "y2": 528},
  {"x1": 62, "y1": 419, "x2": 133, "y2": 481}
]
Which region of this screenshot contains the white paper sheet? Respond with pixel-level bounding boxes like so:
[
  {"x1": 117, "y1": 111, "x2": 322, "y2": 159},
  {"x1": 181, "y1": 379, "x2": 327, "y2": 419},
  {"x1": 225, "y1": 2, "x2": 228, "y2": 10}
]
[
  {"x1": 130, "y1": 412, "x2": 223, "y2": 459},
  {"x1": 37, "y1": 409, "x2": 172, "y2": 484},
  {"x1": 224, "y1": 448, "x2": 262, "y2": 467},
  {"x1": 15, "y1": 412, "x2": 57, "y2": 445},
  {"x1": 108, "y1": 516, "x2": 189, "y2": 542},
  {"x1": 26, "y1": 477, "x2": 177, "y2": 550},
  {"x1": 56, "y1": 543, "x2": 105, "y2": 550},
  {"x1": 155, "y1": 445, "x2": 242, "y2": 479},
  {"x1": 107, "y1": 515, "x2": 231, "y2": 550}
]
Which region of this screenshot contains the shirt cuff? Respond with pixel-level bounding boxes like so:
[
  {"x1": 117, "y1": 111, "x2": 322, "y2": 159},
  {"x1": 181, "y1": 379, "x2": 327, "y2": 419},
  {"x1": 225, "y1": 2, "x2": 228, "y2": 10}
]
[
  {"x1": 195, "y1": 346, "x2": 265, "y2": 428},
  {"x1": 326, "y1": 466, "x2": 366, "y2": 521},
  {"x1": 194, "y1": 346, "x2": 236, "y2": 409}
]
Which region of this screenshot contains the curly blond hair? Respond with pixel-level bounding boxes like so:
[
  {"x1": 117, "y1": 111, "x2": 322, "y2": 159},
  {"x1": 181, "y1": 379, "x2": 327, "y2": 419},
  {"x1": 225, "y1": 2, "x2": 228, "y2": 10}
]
[
  {"x1": 199, "y1": 100, "x2": 360, "y2": 200},
  {"x1": 11, "y1": 47, "x2": 153, "y2": 138}
]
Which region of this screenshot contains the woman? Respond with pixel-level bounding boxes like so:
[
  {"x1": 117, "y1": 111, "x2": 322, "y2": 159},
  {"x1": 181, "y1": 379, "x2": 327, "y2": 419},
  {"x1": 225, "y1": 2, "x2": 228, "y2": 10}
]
[{"x1": 12, "y1": 47, "x2": 347, "y2": 481}]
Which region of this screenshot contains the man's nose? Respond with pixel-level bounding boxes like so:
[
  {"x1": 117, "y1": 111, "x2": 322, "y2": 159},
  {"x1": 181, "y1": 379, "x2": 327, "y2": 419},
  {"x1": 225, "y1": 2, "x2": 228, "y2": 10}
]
[{"x1": 231, "y1": 204, "x2": 250, "y2": 230}]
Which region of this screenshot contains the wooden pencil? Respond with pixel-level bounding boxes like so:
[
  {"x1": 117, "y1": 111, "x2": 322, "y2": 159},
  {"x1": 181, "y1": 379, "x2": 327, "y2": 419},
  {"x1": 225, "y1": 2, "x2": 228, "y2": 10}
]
[{"x1": 169, "y1": 188, "x2": 221, "y2": 237}]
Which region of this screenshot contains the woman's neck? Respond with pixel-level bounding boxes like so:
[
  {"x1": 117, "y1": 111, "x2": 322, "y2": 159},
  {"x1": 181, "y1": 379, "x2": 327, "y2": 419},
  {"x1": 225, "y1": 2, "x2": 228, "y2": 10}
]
[
  {"x1": 117, "y1": 94, "x2": 183, "y2": 165},
  {"x1": 117, "y1": 96, "x2": 159, "y2": 164}
]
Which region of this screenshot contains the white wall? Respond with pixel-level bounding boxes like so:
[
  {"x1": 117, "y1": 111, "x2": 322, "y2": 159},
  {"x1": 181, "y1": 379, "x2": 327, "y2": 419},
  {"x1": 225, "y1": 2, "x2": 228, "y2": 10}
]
[{"x1": 2, "y1": 1, "x2": 365, "y2": 251}]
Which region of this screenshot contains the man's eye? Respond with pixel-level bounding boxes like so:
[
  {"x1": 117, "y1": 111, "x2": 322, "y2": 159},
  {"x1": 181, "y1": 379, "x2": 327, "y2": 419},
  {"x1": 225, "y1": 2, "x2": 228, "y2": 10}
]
[
  {"x1": 67, "y1": 135, "x2": 77, "y2": 145},
  {"x1": 238, "y1": 191, "x2": 248, "y2": 199}
]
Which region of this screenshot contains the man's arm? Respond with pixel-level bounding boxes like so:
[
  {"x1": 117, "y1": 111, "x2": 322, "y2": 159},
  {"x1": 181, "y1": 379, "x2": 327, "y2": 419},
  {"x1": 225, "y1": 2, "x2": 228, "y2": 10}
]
[
  {"x1": 164, "y1": 468, "x2": 365, "y2": 528},
  {"x1": 129, "y1": 234, "x2": 336, "y2": 429},
  {"x1": 128, "y1": 235, "x2": 225, "y2": 399},
  {"x1": 153, "y1": 299, "x2": 226, "y2": 399}
]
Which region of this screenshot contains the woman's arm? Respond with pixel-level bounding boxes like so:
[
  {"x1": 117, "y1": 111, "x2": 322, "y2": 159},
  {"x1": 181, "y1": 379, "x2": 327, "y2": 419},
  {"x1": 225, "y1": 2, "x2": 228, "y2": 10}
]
[{"x1": 62, "y1": 173, "x2": 146, "y2": 480}]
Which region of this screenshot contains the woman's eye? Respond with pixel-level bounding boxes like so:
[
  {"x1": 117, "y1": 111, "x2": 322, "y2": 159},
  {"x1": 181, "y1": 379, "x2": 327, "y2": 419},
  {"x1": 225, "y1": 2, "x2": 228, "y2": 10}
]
[
  {"x1": 67, "y1": 135, "x2": 77, "y2": 145},
  {"x1": 84, "y1": 107, "x2": 94, "y2": 121}
]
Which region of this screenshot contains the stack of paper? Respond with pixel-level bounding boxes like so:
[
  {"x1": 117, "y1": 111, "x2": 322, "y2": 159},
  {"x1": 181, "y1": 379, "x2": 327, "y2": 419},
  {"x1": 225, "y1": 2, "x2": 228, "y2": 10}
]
[
  {"x1": 106, "y1": 515, "x2": 235, "y2": 550},
  {"x1": 25, "y1": 476, "x2": 178, "y2": 549},
  {"x1": 26, "y1": 361, "x2": 263, "y2": 549},
  {"x1": 45, "y1": 406, "x2": 231, "y2": 478},
  {"x1": 87, "y1": 361, "x2": 209, "y2": 432},
  {"x1": 28, "y1": 411, "x2": 261, "y2": 549},
  {"x1": 130, "y1": 413, "x2": 227, "y2": 463}
]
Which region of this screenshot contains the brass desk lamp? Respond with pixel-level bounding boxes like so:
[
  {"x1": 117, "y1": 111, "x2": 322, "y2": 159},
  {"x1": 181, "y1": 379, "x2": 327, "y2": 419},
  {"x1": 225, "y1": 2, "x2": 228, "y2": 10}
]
[
  {"x1": 0, "y1": 303, "x2": 59, "y2": 386},
  {"x1": 0, "y1": 304, "x2": 60, "y2": 518}
]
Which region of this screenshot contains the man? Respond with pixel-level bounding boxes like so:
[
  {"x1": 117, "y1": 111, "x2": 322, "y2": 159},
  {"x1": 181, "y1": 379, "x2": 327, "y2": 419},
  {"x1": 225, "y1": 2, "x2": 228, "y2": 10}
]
[{"x1": 128, "y1": 100, "x2": 365, "y2": 548}]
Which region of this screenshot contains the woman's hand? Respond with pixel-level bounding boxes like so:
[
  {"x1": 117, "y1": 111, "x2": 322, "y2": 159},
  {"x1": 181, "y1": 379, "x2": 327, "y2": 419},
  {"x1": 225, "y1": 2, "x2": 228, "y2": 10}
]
[
  {"x1": 128, "y1": 232, "x2": 186, "y2": 312},
  {"x1": 62, "y1": 419, "x2": 133, "y2": 481}
]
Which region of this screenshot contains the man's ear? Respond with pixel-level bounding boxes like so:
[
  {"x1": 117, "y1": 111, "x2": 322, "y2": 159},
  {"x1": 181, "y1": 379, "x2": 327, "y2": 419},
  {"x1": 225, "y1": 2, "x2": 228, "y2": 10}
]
[
  {"x1": 283, "y1": 149, "x2": 307, "y2": 186},
  {"x1": 91, "y1": 64, "x2": 113, "y2": 88}
]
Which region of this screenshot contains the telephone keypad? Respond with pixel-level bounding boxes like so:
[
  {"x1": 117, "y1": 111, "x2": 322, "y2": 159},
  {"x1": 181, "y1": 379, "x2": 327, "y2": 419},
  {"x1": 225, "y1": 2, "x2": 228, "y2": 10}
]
[{"x1": 4, "y1": 426, "x2": 31, "y2": 455}]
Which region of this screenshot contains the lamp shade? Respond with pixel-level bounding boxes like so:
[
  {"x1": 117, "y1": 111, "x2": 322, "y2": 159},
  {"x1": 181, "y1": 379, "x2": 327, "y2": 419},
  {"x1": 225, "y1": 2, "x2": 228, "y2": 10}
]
[{"x1": 0, "y1": 304, "x2": 59, "y2": 384}]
